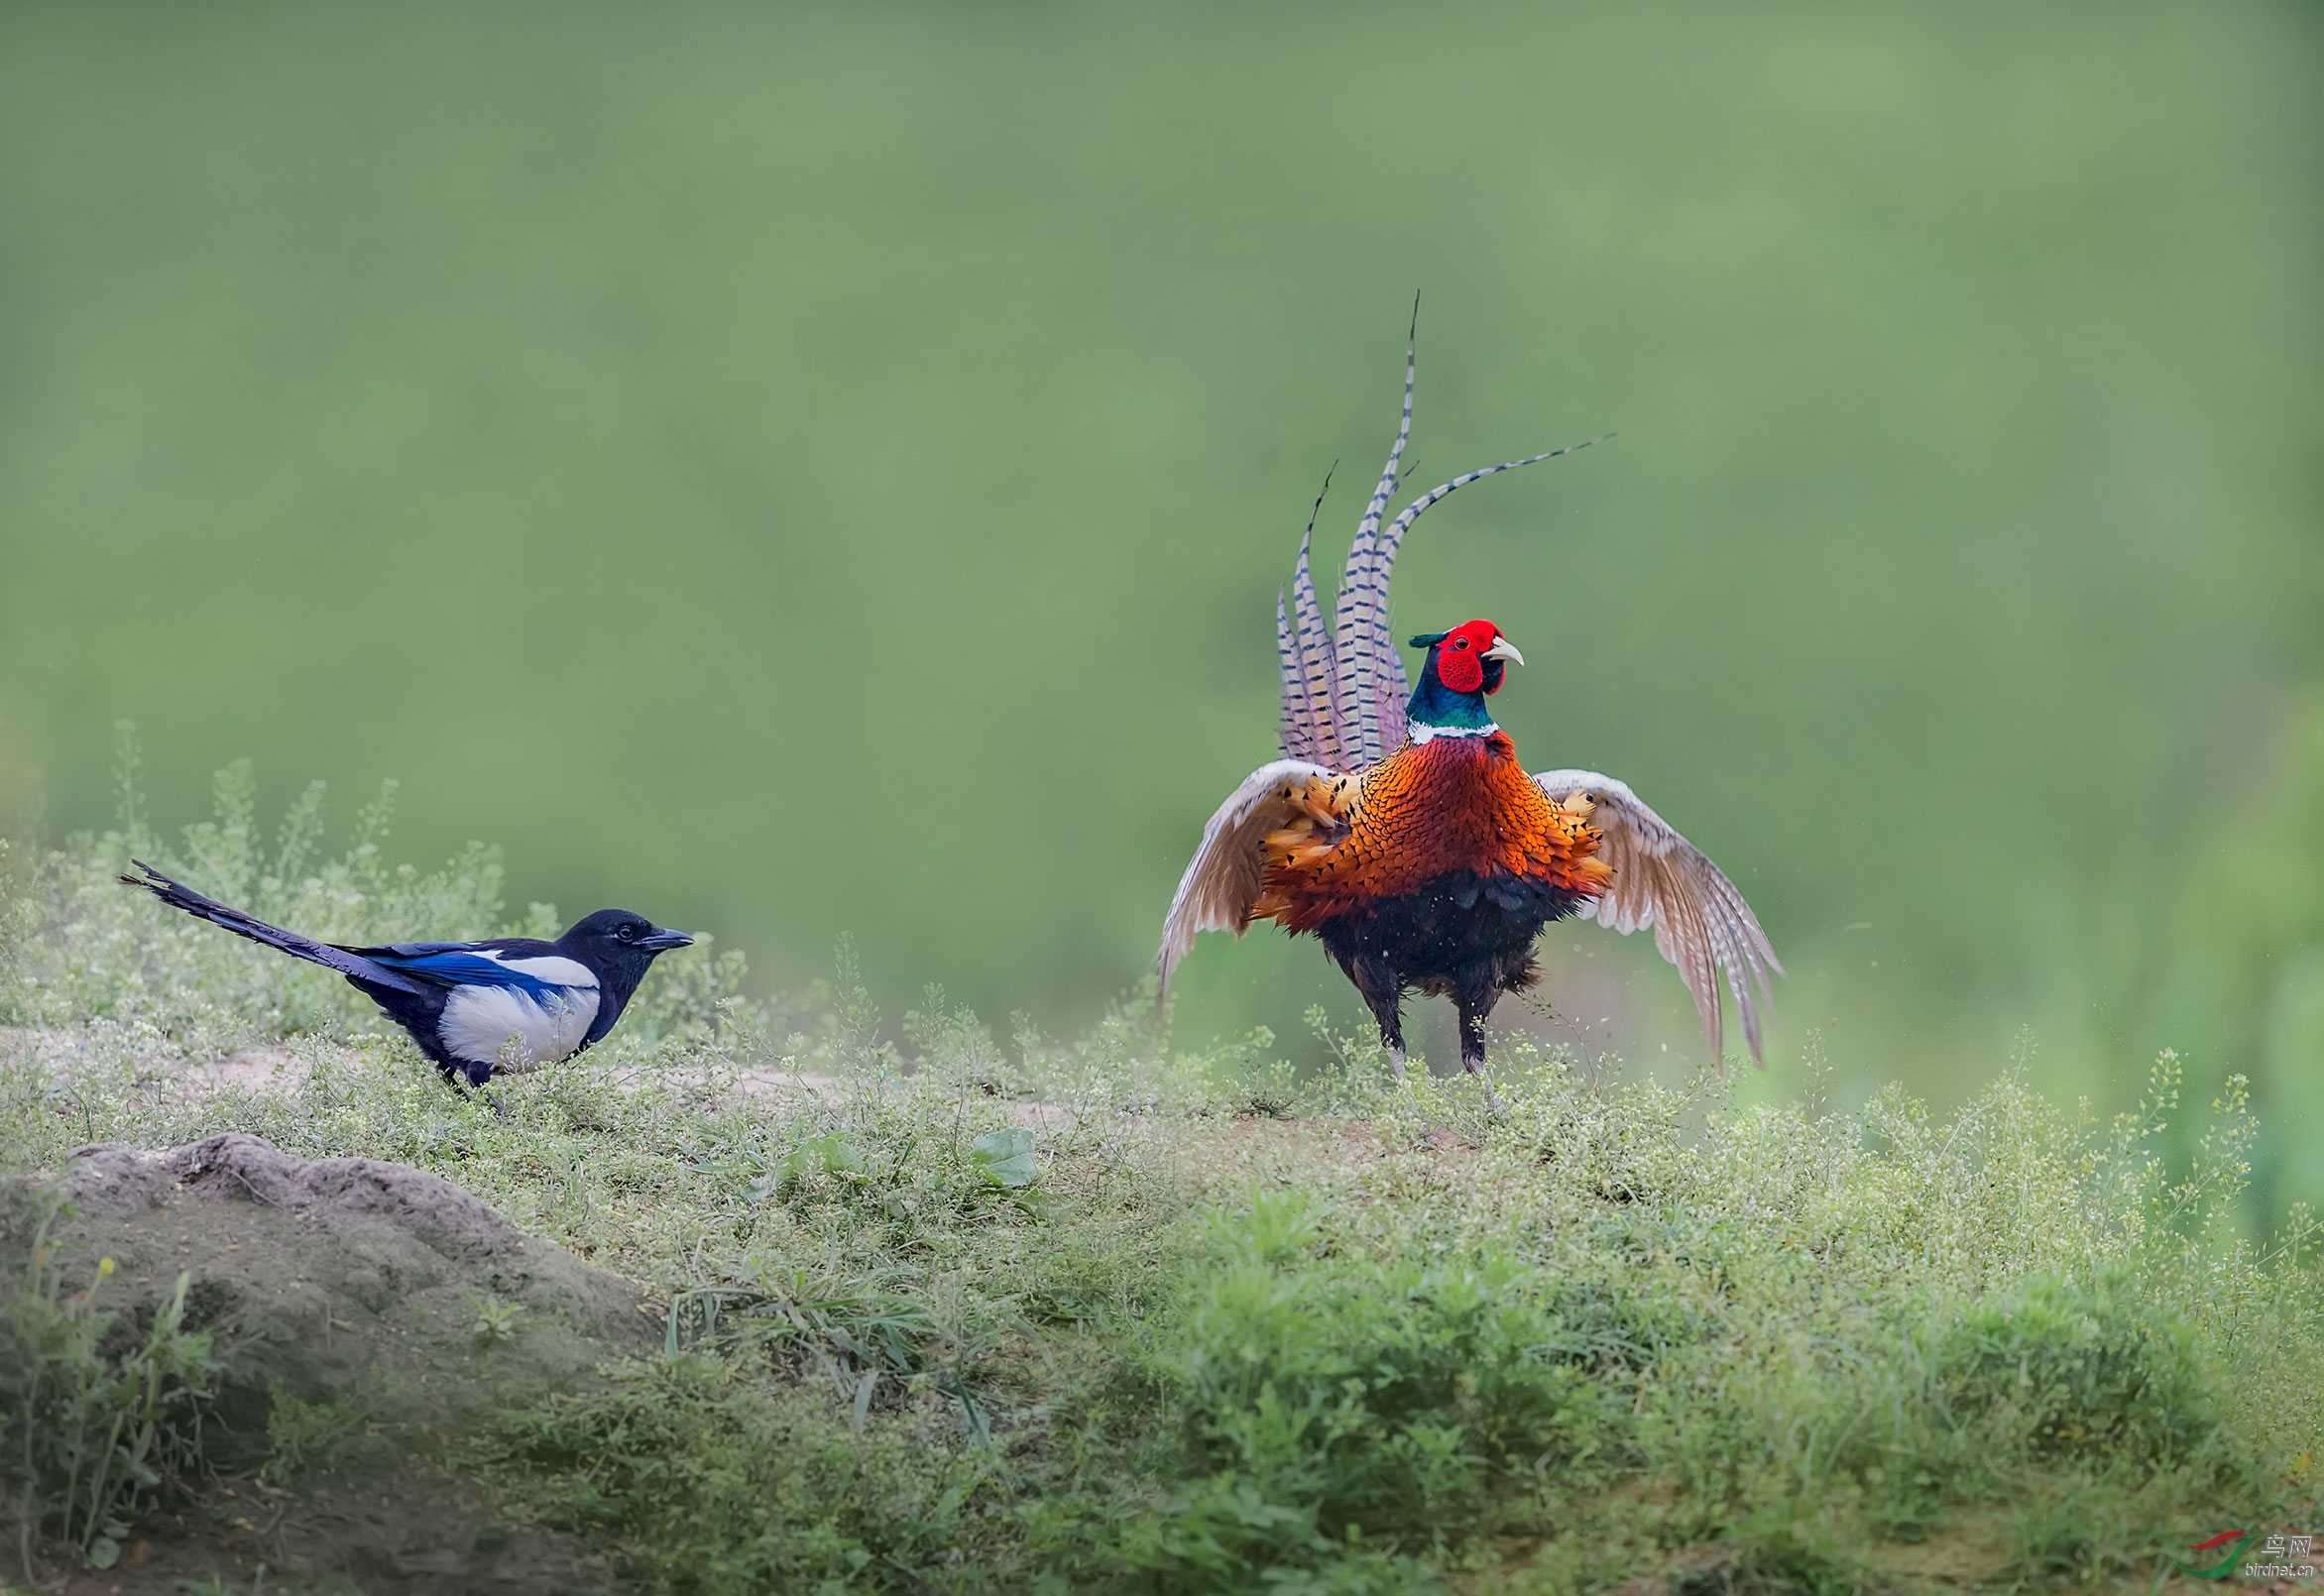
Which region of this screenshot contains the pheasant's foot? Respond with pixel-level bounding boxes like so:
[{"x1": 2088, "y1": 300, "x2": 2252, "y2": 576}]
[{"x1": 1461, "y1": 1055, "x2": 1504, "y2": 1110}]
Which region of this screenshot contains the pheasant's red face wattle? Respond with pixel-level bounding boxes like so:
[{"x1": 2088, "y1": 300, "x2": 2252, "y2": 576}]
[{"x1": 1437, "y1": 619, "x2": 1504, "y2": 694}]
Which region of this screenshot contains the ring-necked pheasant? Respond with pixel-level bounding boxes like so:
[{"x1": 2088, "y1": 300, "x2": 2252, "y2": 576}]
[{"x1": 1159, "y1": 328, "x2": 1780, "y2": 1073}]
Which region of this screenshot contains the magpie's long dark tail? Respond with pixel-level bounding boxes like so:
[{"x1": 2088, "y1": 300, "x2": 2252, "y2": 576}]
[{"x1": 120, "y1": 861, "x2": 426, "y2": 995}]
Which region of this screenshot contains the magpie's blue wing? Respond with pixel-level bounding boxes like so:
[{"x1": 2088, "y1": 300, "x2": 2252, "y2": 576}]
[
  {"x1": 355, "y1": 947, "x2": 517, "y2": 989},
  {"x1": 352, "y1": 941, "x2": 596, "y2": 999}
]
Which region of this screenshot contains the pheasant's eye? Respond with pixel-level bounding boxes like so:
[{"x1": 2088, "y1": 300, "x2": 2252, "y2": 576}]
[{"x1": 1452, "y1": 637, "x2": 1470, "y2": 649}]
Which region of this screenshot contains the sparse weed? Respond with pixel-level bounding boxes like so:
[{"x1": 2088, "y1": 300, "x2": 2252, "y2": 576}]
[
  {"x1": 263, "y1": 1384, "x2": 379, "y2": 1487},
  {"x1": 470, "y1": 1294, "x2": 524, "y2": 1346},
  {"x1": 0, "y1": 1188, "x2": 217, "y2": 1571}
]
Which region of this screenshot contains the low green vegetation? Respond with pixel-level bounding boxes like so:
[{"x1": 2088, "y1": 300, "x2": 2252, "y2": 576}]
[
  {"x1": 0, "y1": 757, "x2": 2319, "y2": 1591},
  {"x1": 0, "y1": 1187, "x2": 217, "y2": 1572}
]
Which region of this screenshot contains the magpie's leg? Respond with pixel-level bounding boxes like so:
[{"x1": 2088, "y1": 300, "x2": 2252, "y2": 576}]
[{"x1": 438, "y1": 1061, "x2": 506, "y2": 1122}]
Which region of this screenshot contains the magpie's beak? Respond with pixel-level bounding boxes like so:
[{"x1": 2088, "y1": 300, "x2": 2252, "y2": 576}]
[
  {"x1": 1483, "y1": 634, "x2": 1525, "y2": 666},
  {"x1": 637, "y1": 929, "x2": 695, "y2": 953}
]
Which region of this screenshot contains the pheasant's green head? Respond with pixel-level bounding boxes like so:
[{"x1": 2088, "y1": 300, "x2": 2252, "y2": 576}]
[{"x1": 1406, "y1": 619, "x2": 1524, "y2": 734}]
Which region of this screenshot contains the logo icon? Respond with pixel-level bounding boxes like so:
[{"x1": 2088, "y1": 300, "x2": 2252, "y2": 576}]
[
  {"x1": 2177, "y1": 1533, "x2": 2260, "y2": 1580},
  {"x1": 2179, "y1": 1532, "x2": 2319, "y2": 1580}
]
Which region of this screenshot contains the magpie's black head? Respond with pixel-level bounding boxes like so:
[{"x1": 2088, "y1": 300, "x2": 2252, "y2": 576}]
[{"x1": 560, "y1": 909, "x2": 695, "y2": 968}]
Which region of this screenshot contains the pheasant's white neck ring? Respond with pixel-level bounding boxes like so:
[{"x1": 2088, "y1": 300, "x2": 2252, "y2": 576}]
[{"x1": 1408, "y1": 720, "x2": 1499, "y2": 744}]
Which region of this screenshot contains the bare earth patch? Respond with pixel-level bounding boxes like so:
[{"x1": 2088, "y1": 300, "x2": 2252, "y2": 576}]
[{"x1": 5, "y1": 1133, "x2": 660, "y2": 1594}]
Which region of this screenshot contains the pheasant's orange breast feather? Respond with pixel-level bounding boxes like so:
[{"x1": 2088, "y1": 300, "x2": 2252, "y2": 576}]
[{"x1": 1251, "y1": 732, "x2": 1611, "y2": 933}]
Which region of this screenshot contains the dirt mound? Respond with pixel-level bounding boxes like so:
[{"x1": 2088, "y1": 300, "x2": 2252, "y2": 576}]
[{"x1": 6, "y1": 1135, "x2": 661, "y2": 1594}]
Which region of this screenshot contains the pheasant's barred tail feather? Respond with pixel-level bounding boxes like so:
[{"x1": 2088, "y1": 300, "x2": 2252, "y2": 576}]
[
  {"x1": 1276, "y1": 309, "x2": 1601, "y2": 772},
  {"x1": 1327, "y1": 317, "x2": 1419, "y2": 768},
  {"x1": 1275, "y1": 590, "x2": 1307, "y2": 760},
  {"x1": 1278, "y1": 470, "x2": 1341, "y2": 766},
  {"x1": 1365, "y1": 438, "x2": 1608, "y2": 749},
  {"x1": 1294, "y1": 530, "x2": 1340, "y2": 766}
]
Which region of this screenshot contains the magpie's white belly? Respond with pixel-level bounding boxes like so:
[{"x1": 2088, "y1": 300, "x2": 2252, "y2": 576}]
[{"x1": 438, "y1": 984, "x2": 601, "y2": 1072}]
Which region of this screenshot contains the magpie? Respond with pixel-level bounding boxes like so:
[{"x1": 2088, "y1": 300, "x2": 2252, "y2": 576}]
[{"x1": 123, "y1": 860, "x2": 695, "y2": 1087}]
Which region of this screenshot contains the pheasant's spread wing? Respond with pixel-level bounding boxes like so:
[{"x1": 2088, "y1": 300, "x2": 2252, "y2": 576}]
[
  {"x1": 1159, "y1": 759, "x2": 1346, "y2": 995},
  {"x1": 1532, "y1": 770, "x2": 1783, "y2": 1066}
]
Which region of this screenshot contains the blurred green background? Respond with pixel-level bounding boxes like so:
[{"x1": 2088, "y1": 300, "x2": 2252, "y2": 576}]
[{"x1": 4, "y1": 4, "x2": 2320, "y2": 1204}]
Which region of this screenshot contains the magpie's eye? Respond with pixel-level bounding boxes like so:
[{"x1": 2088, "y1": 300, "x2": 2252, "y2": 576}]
[{"x1": 617, "y1": 924, "x2": 637, "y2": 942}]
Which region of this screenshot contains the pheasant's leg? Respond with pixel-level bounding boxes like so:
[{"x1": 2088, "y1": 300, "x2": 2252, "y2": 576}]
[
  {"x1": 1453, "y1": 979, "x2": 1496, "y2": 1074},
  {"x1": 1456, "y1": 1009, "x2": 1488, "y2": 1072},
  {"x1": 1348, "y1": 952, "x2": 1407, "y2": 1067},
  {"x1": 1454, "y1": 987, "x2": 1507, "y2": 1109}
]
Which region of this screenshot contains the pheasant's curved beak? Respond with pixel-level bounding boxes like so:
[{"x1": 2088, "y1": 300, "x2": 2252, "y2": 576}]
[{"x1": 1483, "y1": 634, "x2": 1525, "y2": 666}]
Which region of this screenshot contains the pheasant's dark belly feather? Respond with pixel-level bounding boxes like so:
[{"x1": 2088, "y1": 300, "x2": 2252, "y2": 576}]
[{"x1": 1312, "y1": 866, "x2": 1592, "y2": 998}]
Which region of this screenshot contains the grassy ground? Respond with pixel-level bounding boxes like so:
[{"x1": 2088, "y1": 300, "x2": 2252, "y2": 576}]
[{"x1": 1, "y1": 778, "x2": 2320, "y2": 1592}]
